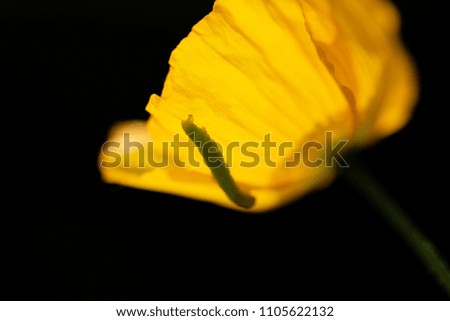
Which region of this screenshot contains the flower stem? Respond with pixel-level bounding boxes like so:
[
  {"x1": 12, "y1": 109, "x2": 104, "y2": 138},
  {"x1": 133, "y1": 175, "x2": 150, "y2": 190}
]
[{"x1": 341, "y1": 156, "x2": 450, "y2": 297}]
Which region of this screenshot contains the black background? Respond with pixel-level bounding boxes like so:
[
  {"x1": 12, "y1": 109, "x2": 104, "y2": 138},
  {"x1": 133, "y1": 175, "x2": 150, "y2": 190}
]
[{"x1": 1, "y1": 0, "x2": 449, "y2": 300}]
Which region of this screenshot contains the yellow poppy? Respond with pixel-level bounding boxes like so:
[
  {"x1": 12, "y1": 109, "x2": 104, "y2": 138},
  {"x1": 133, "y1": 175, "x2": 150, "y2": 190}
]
[{"x1": 99, "y1": 0, "x2": 417, "y2": 212}]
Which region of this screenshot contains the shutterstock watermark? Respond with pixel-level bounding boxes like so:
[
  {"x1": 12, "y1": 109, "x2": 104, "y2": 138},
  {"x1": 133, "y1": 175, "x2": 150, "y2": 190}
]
[{"x1": 100, "y1": 131, "x2": 349, "y2": 169}]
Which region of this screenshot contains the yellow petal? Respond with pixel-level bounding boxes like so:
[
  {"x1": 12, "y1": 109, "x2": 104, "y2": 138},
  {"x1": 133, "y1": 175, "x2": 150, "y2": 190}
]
[
  {"x1": 98, "y1": 0, "x2": 418, "y2": 212},
  {"x1": 301, "y1": 0, "x2": 418, "y2": 143},
  {"x1": 99, "y1": 121, "x2": 336, "y2": 212},
  {"x1": 148, "y1": 0, "x2": 353, "y2": 184}
]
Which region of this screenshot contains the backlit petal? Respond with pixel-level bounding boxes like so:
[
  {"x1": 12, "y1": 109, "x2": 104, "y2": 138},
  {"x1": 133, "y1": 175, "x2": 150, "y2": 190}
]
[{"x1": 99, "y1": 0, "x2": 418, "y2": 212}]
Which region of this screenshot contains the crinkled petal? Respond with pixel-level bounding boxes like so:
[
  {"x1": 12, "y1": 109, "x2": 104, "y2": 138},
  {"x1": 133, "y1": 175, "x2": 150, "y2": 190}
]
[{"x1": 99, "y1": 0, "x2": 418, "y2": 212}]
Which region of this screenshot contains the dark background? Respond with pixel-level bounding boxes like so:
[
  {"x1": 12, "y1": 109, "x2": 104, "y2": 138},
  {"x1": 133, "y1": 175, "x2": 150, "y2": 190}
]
[{"x1": 1, "y1": 0, "x2": 449, "y2": 300}]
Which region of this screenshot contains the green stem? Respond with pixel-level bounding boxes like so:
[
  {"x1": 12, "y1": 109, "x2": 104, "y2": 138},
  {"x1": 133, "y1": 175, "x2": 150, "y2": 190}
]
[{"x1": 341, "y1": 156, "x2": 450, "y2": 297}]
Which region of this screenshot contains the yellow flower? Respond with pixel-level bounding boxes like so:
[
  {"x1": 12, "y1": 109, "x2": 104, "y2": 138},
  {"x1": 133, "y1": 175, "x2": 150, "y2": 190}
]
[{"x1": 98, "y1": 0, "x2": 417, "y2": 212}]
